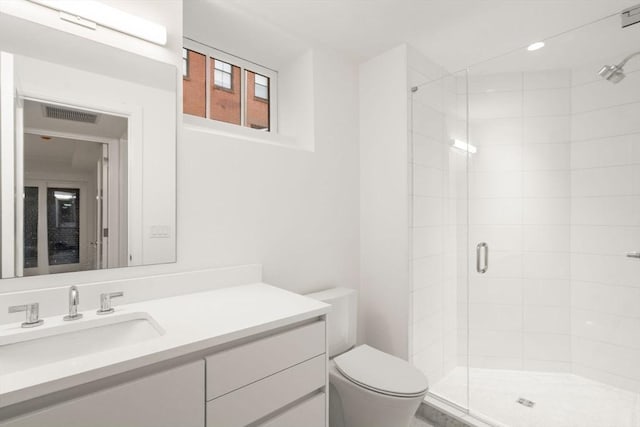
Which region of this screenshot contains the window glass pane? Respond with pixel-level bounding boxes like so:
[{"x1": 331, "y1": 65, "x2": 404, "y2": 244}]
[
  {"x1": 47, "y1": 188, "x2": 80, "y2": 266},
  {"x1": 245, "y1": 70, "x2": 270, "y2": 131},
  {"x1": 255, "y1": 74, "x2": 268, "y2": 86},
  {"x1": 211, "y1": 57, "x2": 241, "y2": 125},
  {"x1": 255, "y1": 84, "x2": 268, "y2": 100},
  {"x1": 214, "y1": 60, "x2": 233, "y2": 89},
  {"x1": 24, "y1": 186, "x2": 38, "y2": 269},
  {"x1": 182, "y1": 49, "x2": 206, "y2": 118},
  {"x1": 214, "y1": 60, "x2": 231, "y2": 74}
]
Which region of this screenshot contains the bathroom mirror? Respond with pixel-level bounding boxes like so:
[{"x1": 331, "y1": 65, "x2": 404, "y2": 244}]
[{"x1": 0, "y1": 11, "x2": 177, "y2": 280}]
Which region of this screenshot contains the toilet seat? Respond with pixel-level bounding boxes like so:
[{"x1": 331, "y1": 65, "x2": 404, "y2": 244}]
[{"x1": 334, "y1": 345, "x2": 429, "y2": 398}]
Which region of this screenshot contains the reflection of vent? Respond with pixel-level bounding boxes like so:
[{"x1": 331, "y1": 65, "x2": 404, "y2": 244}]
[{"x1": 44, "y1": 105, "x2": 98, "y2": 124}]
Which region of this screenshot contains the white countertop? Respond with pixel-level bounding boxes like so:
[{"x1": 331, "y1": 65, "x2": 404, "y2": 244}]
[{"x1": 0, "y1": 283, "x2": 330, "y2": 408}]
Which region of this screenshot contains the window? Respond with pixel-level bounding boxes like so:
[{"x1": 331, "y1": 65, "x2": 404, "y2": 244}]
[
  {"x1": 214, "y1": 60, "x2": 233, "y2": 90},
  {"x1": 254, "y1": 74, "x2": 268, "y2": 100},
  {"x1": 182, "y1": 48, "x2": 206, "y2": 117},
  {"x1": 182, "y1": 40, "x2": 277, "y2": 133},
  {"x1": 47, "y1": 188, "x2": 80, "y2": 265},
  {"x1": 246, "y1": 70, "x2": 269, "y2": 130},
  {"x1": 211, "y1": 58, "x2": 241, "y2": 125}
]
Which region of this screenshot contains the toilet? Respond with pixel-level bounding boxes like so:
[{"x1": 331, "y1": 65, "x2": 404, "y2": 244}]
[{"x1": 307, "y1": 287, "x2": 428, "y2": 427}]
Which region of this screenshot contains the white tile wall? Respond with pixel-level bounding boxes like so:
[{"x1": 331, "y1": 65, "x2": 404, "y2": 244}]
[
  {"x1": 523, "y1": 116, "x2": 571, "y2": 144},
  {"x1": 570, "y1": 61, "x2": 640, "y2": 393},
  {"x1": 470, "y1": 117, "x2": 522, "y2": 146}
]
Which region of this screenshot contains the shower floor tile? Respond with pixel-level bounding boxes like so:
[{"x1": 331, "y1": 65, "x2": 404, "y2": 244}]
[{"x1": 431, "y1": 367, "x2": 640, "y2": 427}]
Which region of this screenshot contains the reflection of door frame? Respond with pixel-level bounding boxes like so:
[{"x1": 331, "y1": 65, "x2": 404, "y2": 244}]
[
  {"x1": 23, "y1": 180, "x2": 88, "y2": 276},
  {"x1": 9, "y1": 90, "x2": 140, "y2": 277},
  {"x1": 0, "y1": 52, "x2": 16, "y2": 277},
  {"x1": 22, "y1": 127, "x2": 121, "y2": 271}
]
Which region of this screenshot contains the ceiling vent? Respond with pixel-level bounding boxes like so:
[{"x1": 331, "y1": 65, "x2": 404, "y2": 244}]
[{"x1": 43, "y1": 105, "x2": 99, "y2": 124}]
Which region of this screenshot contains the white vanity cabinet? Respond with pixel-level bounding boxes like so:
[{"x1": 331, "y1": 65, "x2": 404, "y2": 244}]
[
  {"x1": 0, "y1": 319, "x2": 327, "y2": 427},
  {"x1": 205, "y1": 320, "x2": 327, "y2": 427},
  {"x1": 0, "y1": 285, "x2": 329, "y2": 427},
  {"x1": 0, "y1": 360, "x2": 205, "y2": 427}
]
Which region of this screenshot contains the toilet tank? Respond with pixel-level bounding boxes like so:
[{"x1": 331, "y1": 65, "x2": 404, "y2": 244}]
[{"x1": 306, "y1": 287, "x2": 357, "y2": 358}]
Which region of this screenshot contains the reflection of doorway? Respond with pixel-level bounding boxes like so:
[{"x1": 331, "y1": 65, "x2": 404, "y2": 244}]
[
  {"x1": 23, "y1": 181, "x2": 88, "y2": 276},
  {"x1": 20, "y1": 99, "x2": 127, "y2": 277}
]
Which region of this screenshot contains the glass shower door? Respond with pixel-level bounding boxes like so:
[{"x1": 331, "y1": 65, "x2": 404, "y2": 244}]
[
  {"x1": 410, "y1": 70, "x2": 470, "y2": 411},
  {"x1": 465, "y1": 11, "x2": 640, "y2": 427}
]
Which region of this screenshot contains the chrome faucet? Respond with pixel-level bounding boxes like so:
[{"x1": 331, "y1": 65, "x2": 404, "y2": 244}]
[
  {"x1": 8, "y1": 302, "x2": 44, "y2": 328},
  {"x1": 64, "y1": 286, "x2": 83, "y2": 321},
  {"x1": 97, "y1": 292, "x2": 124, "y2": 315}
]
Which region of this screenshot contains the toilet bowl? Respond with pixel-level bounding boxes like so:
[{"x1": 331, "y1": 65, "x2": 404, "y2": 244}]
[{"x1": 307, "y1": 288, "x2": 428, "y2": 427}]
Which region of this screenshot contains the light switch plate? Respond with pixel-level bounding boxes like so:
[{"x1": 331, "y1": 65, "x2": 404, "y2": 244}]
[{"x1": 150, "y1": 225, "x2": 171, "y2": 238}]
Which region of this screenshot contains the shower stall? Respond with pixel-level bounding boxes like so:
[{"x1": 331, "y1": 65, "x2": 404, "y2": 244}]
[{"x1": 410, "y1": 7, "x2": 640, "y2": 427}]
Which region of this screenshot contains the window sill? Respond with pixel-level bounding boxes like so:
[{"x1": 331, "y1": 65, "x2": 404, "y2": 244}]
[{"x1": 183, "y1": 114, "x2": 307, "y2": 151}]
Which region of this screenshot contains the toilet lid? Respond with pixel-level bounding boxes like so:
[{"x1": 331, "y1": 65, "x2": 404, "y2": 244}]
[{"x1": 334, "y1": 345, "x2": 429, "y2": 397}]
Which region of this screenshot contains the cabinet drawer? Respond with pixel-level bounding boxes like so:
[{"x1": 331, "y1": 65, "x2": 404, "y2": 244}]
[
  {"x1": 206, "y1": 354, "x2": 325, "y2": 427},
  {"x1": 1, "y1": 361, "x2": 205, "y2": 427},
  {"x1": 259, "y1": 393, "x2": 325, "y2": 427},
  {"x1": 206, "y1": 320, "x2": 325, "y2": 400}
]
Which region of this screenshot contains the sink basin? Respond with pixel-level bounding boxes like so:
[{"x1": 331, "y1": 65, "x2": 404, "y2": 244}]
[{"x1": 0, "y1": 312, "x2": 164, "y2": 375}]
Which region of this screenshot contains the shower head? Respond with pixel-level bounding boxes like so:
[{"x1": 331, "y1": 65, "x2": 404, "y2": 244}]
[
  {"x1": 599, "y1": 50, "x2": 640, "y2": 84},
  {"x1": 598, "y1": 64, "x2": 626, "y2": 83}
]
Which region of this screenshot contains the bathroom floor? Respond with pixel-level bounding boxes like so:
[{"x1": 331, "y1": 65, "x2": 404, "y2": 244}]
[{"x1": 430, "y1": 367, "x2": 640, "y2": 427}]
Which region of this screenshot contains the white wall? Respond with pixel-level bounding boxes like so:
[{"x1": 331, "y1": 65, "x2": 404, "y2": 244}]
[
  {"x1": 178, "y1": 47, "x2": 360, "y2": 295},
  {"x1": 0, "y1": 0, "x2": 361, "y2": 318},
  {"x1": 570, "y1": 58, "x2": 640, "y2": 392},
  {"x1": 359, "y1": 44, "x2": 410, "y2": 358}
]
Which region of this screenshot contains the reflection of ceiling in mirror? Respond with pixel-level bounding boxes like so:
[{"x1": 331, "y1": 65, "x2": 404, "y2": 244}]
[
  {"x1": 24, "y1": 100, "x2": 128, "y2": 139},
  {"x1": 24, "y1": 134, "x2": 104, "y2": 173}
]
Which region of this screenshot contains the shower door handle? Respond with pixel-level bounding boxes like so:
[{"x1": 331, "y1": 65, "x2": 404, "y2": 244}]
[
  {"x1": 627, "y1": 252, "x2": 640, "y2": 259},
  {"x1": 476, "y1": 242, "x2": 488, "y2": 274}
]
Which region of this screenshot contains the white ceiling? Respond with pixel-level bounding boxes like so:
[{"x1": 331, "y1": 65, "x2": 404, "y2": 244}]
[{"x1": 220, "y1": 0, "x2": 639, "y2": 72}]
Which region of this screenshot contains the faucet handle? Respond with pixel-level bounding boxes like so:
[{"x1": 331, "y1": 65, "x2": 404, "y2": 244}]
[
  {"x1": 8, "y1": 303, "x2": 44, "y2": 328},
  {"x1": 97, "y1": 292, "x2": 124, "y2": 315}
]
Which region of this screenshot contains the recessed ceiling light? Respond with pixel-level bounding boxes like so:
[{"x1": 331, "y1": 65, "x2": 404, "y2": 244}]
[{"x1": 527, "y1": 42, "x2": 545, "y2": 51}]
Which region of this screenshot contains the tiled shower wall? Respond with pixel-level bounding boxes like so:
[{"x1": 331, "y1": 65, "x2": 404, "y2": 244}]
[
  {"x1": 570, "y1": 58, "x2": 640, "y2": 392},
  {"x1": 461, "y1": 70, "x2": 573, "y2": 372}
]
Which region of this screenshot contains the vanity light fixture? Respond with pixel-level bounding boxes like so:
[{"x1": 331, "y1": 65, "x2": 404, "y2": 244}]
[
  {"x1": 27, "y1": 0, "x2": 168, "y2": 46},
  {"x1": 527, "y1": 41, "x2": 545, "y2": 51},
  {"x1": 452, "y1": 138, "x2": 477, "y2": 154}
]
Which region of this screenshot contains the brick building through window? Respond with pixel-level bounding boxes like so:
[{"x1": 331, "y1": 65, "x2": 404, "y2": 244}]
[{"x1": 182, "y1": 47, "x2": 272, "y2": 131}]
